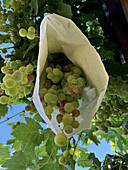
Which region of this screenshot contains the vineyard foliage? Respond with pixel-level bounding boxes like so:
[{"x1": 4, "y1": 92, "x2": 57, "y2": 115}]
[{"x1": 0, "y1": 0, "x2": 128, "y2": 170}]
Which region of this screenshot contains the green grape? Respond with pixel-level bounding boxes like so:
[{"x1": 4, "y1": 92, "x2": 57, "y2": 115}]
[
  {"x1": 72, "y1": 101, "x2": 79, "y2": 109},
  {"x1": 39, "y1": 88, "x2": 47, "y2": 94},
  {"x1": 4, "y1": 78, "x2": 16, "y2": 89},
  {"x1": 25, "y1": 105, "x2": 31, "y2": 111},
  {"x1": 19, "y1": 66, "x2": 28, "y2": 74},
  {"x1": 65, "y1": 125, "x2": 73, "y2": 134},
  {"x1": 18, "y1": 93, "x2": 24, "y2": 98},
  {"x1": 1, "y1": 83, "x2": 8, "y2": 90},
  {"x1": 21, "y1": 77, "x2": 28, "y2": 84},
  {"x1": 64, "y1": 103, "x2": 74, "y2": 113},
  {"x1": 24, "y1": 87, "x2": 31, "y2": 95},
  {"x1": 58, "y1": 93, "x2": 66, "y2": 101},
  {"x1": 73, "y1": 67, "x2": 81, "y2": 75},
  {"x1": 9, "y1": 61, "x2": 18, "y2": 70},
  {"x1": 54, "y1": 133, "x2": 67, "y2": 147},
  {"x1": 1, "y1": 66, "x2": 9, "y2": 74},
  {"x1": 27, "y1": 31, "x2": 35, "y2": 40},
  {"x1": 12, "y1": 70, "x2": 23, "y2": 82},
  {"x1": 46, "y1": 67, "x2": 52, "y2": 73},
  {"x1": 26, "y1": 64, "x2": 34, "y2": 73},
  {"x1": 44, "y1": 105, "x2": 53, "y2": 115},
  {"x1": 44, "y1": 93, "x2": 58, "y2": 104},
  {"x1": 47, "y1": 72, "x2": 54, "y2": 79},
  {"x1": 72, "y1": 120, "x2": 79, "y2": 128},
  {"x1": 77, "y1": 78, "x2": 85, "y2": 87},
  {"x1": 52, "y1": 76, "x2": 60, "y2": 83},
  {"x1": 19, "y1": 28, "x2": 27, "y2": 37},
  {"x1": 53, "y1": 68, "x2": 60, "y2": 76},
  {"x1": 8, "y1": 98, "x2": 14, "y2": 105},
  {"x1": 59, "y1": 156, "x2": 66, "y2": 164},
  {"x1": 28, "y1": 26, "x2": 35, "y2": 33},
  {"x1": 3, "y1": 74, "x2": 12, "y2": 82},
  {"x1": 8, "y1": 87, "x2": 18, "y2": 96},
  {"x1": 63, "y1": 114, "x2": 74, "y2": 126},
  {"x1": 16, "y1": 60, "x2": 23, "y2": 66},
  {"x1": 47, "y1": 89, "x2": 57, "y2": 95},
  {"x1": 51, "y1": 85, "x2": 58, "y2": 90},
  {"x1": 0, "y1": 95, "x2": 9, "y2": 104},
  {"x1": 47, "y1": 114, "x2": 52, "y2": 120},
  {"x1": 67, "y1": 75, "x2": 75, "y2": 82},
  {"x1": 63, "y1": 150, "x2": 70, "y2": 158}
]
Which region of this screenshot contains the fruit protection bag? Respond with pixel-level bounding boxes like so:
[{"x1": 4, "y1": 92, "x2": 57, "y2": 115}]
[{"x1": 33, "y1": 14, "x2": 109, "y2": 137}]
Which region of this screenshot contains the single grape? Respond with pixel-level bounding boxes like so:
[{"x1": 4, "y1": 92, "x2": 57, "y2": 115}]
[
  {"x1": 53, "y1": 68, "x2": 60, "y2": 76},
  {"x1": 26, "y1": 64, "x2": 34, "y2": 73},
  {"x1": 64, "y1": 103, "x2": 74, "y2": 113},
  {"x1": 24, "y1": 87, "x2": 31, "y2": 95},
  {"x1": 44, "y1": 93, "x2": 58, "y2": 104},
  {"x1": 72, "y1": 120, "x2": 79, "y2": 128},
  {"x1": 63, "y1": 150, "x2": 70, "y2": 158},
  {"x1": 46, "y1": 67, "x2": 52, "y2": 73},
  {"x1": 52, "y1": 76, "x2": 60, "y2": 83},
  {"x1": 59, "y1": 156, "x2": 66, "y2": 164},
  {"x1": 59, "y1": 107, "x2": 66, "y2": 114},
  {"x1": 67, "y1": 75, "x2": 75, "y2": 82},
  {"x1": 59, "y1": 93, "x2": 66, "y2": 101},
  {"x1": 47, "y1": 72, "x2": 54, "y2": 80},
  {"x1": 19, "y1": 28, "x2": 27, "y2": 37},
  {"x1": 21, "y1": 77, "x2": 28, "y2": 84},
  {"x1": 73, "y1": 67, "x2": 81, "y2": 75},
  {"x1": 0, "y1": 88, "x2": 4, "y2": 95},
  {"x1": 25, "y1": 105, "x2": 31, "y2": 111},
  {"x1": 3, "y1": 74, "x2": 12, "y2": 82},
  {"x1": 8, "y1": 98, "x2": 14, "y2": 105},
  {"x1": 95, "y1": 120, "x2": 101, "y2": 126},
  {"x1": 4, "y1": 78, "x2": 16, "y2": 89},
  {"x1": 19, "y1": 66, "x2": 28, "y2": 74},
  {"x1": 54, "y1": 133, "x2": 67, "y2": 147},
  {"x1": 0, "y1": 95, "x2": 9, "y2": 104},
  {"x1": 65, "y1": 125, "x2": 73, "y2": 134},
  {"x1": 73, "y1": 86, "x2": 81, "y2": 94},
  {"x1": 28, "y1": 26, "x2": 35, "y2": 33},
  {"x1": 56, "y1": 114, "x2": 63, "y2": 123},
  {"x1": 9, "y1": 61, "x2": 18, "y2": 70},
  {"x1": 63, "y1": 114, "x2": 74, "y2": 126},
  {"x1": 1, "y1": 66, "x2": 9, "y2": 74},
  {"x1": 66, "y1": 86, "x2": 73, "y2": 95},
  {"x1": 8, "y1": 87, "x2": 18, "y2": 96},
  {"x1": 18, "y1": 93, "x2": 24, "y2": 98},
  {"x1": 39, "y1": 88, "x2": 47, "y2": 94},
  {"x1": 12, "y1": 70, "x2": 23, "y2": 82},
  {"x1": 72, "y1": 109, "x2": 80, "y2": 117},
  {"x1": 27, "y1": 31, "x2": 35, "y2": 40},
  {"x1": 44, "y1": 105, "x2": 53, "y2": 115},
  {"x1": 27, "y1": 75, "x2": 34, "y2": 82}
]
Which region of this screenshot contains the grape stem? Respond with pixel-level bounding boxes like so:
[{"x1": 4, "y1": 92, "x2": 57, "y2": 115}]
[
  {"x1": 73, "y1": 132, "x2": 83, "y2": 156},
  {"x1": 0, "y1": 111, "x2": 24, "y2": 124},
  {"x1": 110, "y1": 121, "x2": 123, "y2": 127}
]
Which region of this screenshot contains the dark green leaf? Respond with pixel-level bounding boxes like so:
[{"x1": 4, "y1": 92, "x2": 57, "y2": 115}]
[
  {"x1": 40, "y1": 162, "x2": 68, "y2": 170},
  {"x1": 11, "y1": 117, "x2": 42, "y2": 144},
  {"x1": 57, "y1": 3, "x2": 73, "y2": 19},
  {"x1": 0, "y1": 143, "x2": 10, "y2": 165},
  {"x1": 0, "y1": 104, "x2": 8, "y2": 119}
]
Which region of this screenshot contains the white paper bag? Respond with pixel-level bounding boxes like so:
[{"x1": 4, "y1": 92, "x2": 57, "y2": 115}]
[{"x1": 33, "y1": 14, "x2": 109, "y2": 137}]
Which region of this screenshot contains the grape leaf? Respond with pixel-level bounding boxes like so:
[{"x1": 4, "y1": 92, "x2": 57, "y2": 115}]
[
  {"x1": 2, "y1": 144, "x2": 37, "y2": 170},
  {"x1": 0, "y1": 104, "x2": 8, "y2": 119},
  {"x1": 77, "y1": 151, "x2": 92, "y2": 167},
  {"x1": 11, "y1": 117, "x2": 42, "y2": 144},
  {"x1": 0, "y1": 143, "x2": 10, "y2": 165},
  {"x1": 35, "y1": 145, "x2": 48, "y2": 157},
  {"x1": 40, "y1": 162, "x2": 68, "y2": 170},
  {"x1": 57, "y1": 3, "x2": 73, "y2": 19},
  {"x1": 12, "y1": 139, "x2": 23, "y2": 151}
]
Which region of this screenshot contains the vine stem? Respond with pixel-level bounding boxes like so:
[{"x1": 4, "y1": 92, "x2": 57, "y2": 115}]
[
  {"x1": 27, "y1": 145, "x2": 56, "y2": 169},
  {"x1": 73, "y1": 132, "x2": 82, "y2": 156},
  {"x1": 0, "y1": 111, "x2": 24, "y2": 124}
]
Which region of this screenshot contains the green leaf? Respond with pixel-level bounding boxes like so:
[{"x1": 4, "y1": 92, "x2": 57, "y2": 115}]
[
  {"x1": 77, "y1": 150, "x2": 92, "y2": 167},
  {"x1": 12, "y1": 139, "x2": 23, "y2": 151},
  {"x1": 0, "y1": 104, "x2": 8, "y2": 119},
  {"x1": 34, "y1": 113, "x2": 45, "y2": 123},
  {"x1": 86, "y1": 132, "x2": 100, "y2": 145},
  {"x1": 125, "y1": 154, "x2": 128, "y2": 164},
  {"x1": 31, "y1": 0, "x2": 38, "y2": 15},
  {"x1": 11, "y1": 117, "x2": 42, "y2": 144},
  {"x1": 40, "y1": 162, "x2": 68, "y2": 170},
  {"x1": 2, "y1": 144, "x2": 37, "y2": 170},
  {"x1": 0, "y1": 143, "x2": 10, "y2": 165},
  {"x1": 57, "y1": 3, "x2": 73, "y2": 19},
  {"x1": 35, "y1": 145, "x2": 48, "y2": 157},
  {"x1": 6, "y1": 138, "x2": 16, "y2": 145},
  {"x1": 23, "y1": 42, "x2": 37, "y2": 58}
]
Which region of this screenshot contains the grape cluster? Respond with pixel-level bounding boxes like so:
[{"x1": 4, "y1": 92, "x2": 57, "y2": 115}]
[
  {"x1": 0, "y1": 60, "x2": 35, "y2": 105},
  {"x1": 39, "y1": 59, "x2": 86, "y2": 136},
  {"x1": 95, "y1": 76, "x2": 128, "y2": 134},
  {"x1": 19, "y1": 26, "x2": 36, "y2": 40}
]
